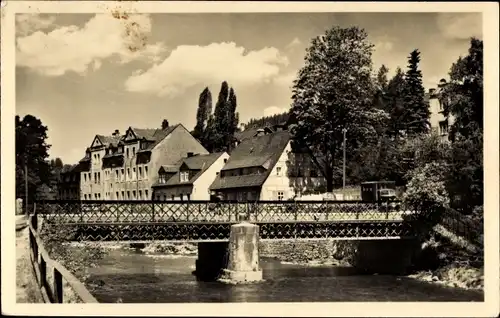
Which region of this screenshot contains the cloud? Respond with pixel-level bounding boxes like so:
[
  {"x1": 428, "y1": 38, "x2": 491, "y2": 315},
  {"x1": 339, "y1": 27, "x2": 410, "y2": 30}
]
[
  {"x1": 272, "y1": 72, "x2": 296, "y2": 89},
  {"x1": 285, "y1": 37, "x2": 302, "y2": 50},
  {"x1": 436, "y1": 13, "x2": 482, "y2": 40},
  {"x1": 374, "y1": 40, "x2": 393, "y2": 52},
  {"x1": 125, "y1": 42, "x2": 289, "y2": 97},
  {"x1": 16, "y1": 14, "x2": 56, "y2": 36},
  {"x1": 263, "y1": 106, "x2": 289, "y2": 117},
  {"x1": 16, "y1": 13, "x2": 166, "y2": 76}
]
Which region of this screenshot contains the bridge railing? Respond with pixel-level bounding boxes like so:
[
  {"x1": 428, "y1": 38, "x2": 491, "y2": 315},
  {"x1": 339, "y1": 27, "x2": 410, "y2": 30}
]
[
  {"x1": 33, "y1": 199, "x2": 412, "y2": 224},
  {"x1": 440, "y1": 207, "x2": 483, "y2": 246},
  {"x1": 28, "y1": 214, "x2": 99, "y2": 303}
]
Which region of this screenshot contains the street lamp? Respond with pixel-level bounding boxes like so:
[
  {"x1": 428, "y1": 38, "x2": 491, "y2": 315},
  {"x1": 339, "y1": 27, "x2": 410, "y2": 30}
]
[{"x1": 342, "y1": 128, "x2": 347, "y2": 191}]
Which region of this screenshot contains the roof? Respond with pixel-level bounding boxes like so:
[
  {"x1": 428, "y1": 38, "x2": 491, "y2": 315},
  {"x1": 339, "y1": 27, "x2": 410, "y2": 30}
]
[
  {"x1": 210, "y1": 130, "x2": 291, "y2": 190},
  {"x1": 209, "y1": 174, "x2": 268, "y2": 190},
  {"x1": 131, "y1": 128, "x2": 158, "y2": 140},
  {"x1": 153, "y1": 152, "x2": 225, "y2": 187},
  {"x1": 159, "y1": 165, "x2": 180, "y2": 173},
  {"x1": 96, "y1": 134, "x2": 122, "y2": 147},
  {"x1": 234, "y1": 126, "x2": 274, "y2": 142},
  {"x1": 222, "y1": 130, "x2": 290, "y2": 171},
  {"x1": 137, "y1": 124, "x2": 179, "y2": 152}
]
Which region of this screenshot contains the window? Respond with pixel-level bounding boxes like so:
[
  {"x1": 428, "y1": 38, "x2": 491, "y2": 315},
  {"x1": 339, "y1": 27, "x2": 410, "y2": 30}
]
[
  {"x1": 180, "y1": 171, "x2": 189, "y2": 182},
  {"x1": 277, "y1": 191, "x2": 284, "y2": 201},
  {"x1": 126, "y1": 148, "x2": 129, "y2": 158},
  {"x1": 132, "y1": 147, "x2": 136, "y2": 156},
  {"x1": 84, "y1": 174, "x2": 87, "y2": 182},
  {"x1": 138, "y1": 167, "x2": 143, "y2": 179},
  {"x1": 187, "y1": 194, "x2": 191, "y2": 201},
  {"x1": 133, "y1": 168, "x2": 136, "y2": 179},
  {"x1": 110, "y1": 183, "x2": 113, "y2": 189},
  {"x1": 145, "y1": 190, "x2": 149, "y2": 199},
  {"x1": 439, "y1": 121, "x2": 449, "y2": 135},
  {"x1": 121, "y1": 169, "x2": 125, "y2": 181},
  {"x1": 84, "y1": 194, "x2": 87, "y2": 200},
  {"x1": 144, "y1": 166, "x2": 148, "y2": 179},
  {"x1": 171, "y1": 195, "x2": 175, "y2": 201},
  {"x1": 94, "y1": 172, "x2": 98, "y2": 184},
  {"x1": 115, "y1": 170, "x2": 119, "y2": 179},
  {"x1": 276, "y1": 166, "x2": 282, "y2": 176},
  {"x1": 116, "y1": 192, "x2": 119, "y2": 199},
  {"x1": 139, "y1": 190, "x2": 142, "y2": 199},
  {"x1": 127, "y1": 191, "x2": 130, "y2": 199},
  {"x1": 121, "y1": 191, "x2": 125, "y2": 199},
  {"x1": 127, "y1": 168, "x2": 131, "y2": 179}
]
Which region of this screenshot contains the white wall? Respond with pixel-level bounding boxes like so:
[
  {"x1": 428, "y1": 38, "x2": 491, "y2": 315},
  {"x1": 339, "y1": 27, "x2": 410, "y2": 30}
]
[
  {"x1": 261, "y1": 141, "x2": 326, "y2": 200},
  {"x1": 192, "y1": 153, "x2": 229, "y2": 200}
]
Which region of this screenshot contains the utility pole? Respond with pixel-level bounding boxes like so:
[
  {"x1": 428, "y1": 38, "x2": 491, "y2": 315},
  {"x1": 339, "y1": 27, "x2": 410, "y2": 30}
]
[
  {"x1": 342, "y1": 128, "x2": 347, "y2": 191},
  {"x1": 24, "y1": 155, "x2": 29, "y2": 216}
]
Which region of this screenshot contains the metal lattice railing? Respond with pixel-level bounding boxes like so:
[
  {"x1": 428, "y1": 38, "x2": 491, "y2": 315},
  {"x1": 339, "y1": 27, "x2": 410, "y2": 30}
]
[
  {"x1": 32, "y1": 200, "x2": 416, "y2": 241},
  {"x1": 33, "y1": 200, "x2": 411, "y2": 224}
]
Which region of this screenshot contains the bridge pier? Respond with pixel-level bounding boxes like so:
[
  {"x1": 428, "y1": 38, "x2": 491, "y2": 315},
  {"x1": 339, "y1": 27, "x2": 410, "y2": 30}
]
[{"x1": 194, "y1": 222, "x2": 263, "y2": 284}]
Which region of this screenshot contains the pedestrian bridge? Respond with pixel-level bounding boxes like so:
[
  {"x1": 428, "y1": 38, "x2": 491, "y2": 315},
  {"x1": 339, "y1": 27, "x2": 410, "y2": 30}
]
[{"x1": 33, "y1": 200, "x2": 418, "y2": 242}]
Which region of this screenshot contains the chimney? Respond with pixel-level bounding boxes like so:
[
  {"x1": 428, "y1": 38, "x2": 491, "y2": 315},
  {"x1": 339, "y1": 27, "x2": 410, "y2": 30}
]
[
  {"x1": 112, "y1": 129, "x2": 120, "y2": 136},
  {"x1": 187, "y1": 152, "x2": 194, "y2": 158}
]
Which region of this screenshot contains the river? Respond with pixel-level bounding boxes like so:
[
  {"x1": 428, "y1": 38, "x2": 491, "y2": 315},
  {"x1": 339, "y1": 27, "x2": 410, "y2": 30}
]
[{"x1": 86, "y1": 248, "x2": 483, "y2": 303}]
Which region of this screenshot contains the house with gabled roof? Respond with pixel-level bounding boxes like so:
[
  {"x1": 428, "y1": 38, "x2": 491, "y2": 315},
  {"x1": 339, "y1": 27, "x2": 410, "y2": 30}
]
[
  {"x1": 152, "y1": 152, "x2": 229, "y2": 201},
  {"x1": 209, "y1": 128, "x2": 326, "y2": 201},
  {"x1": 78, "y1": 123, "x2": 208, "y2": 200},
  {"x1": 58, "y1": 163, "x2": 84, "y2": 200}
]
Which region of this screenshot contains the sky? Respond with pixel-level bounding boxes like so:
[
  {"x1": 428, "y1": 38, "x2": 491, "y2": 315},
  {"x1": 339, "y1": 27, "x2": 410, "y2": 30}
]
[{"x1": 15, "y1": 12, "x2": 482, "y2": 164}]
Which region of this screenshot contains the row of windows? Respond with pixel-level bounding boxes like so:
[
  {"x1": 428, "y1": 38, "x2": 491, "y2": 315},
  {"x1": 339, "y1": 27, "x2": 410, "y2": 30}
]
[
  {"x1": 155, "y1": 193, "x2": 191, "y2": 201},
  {"x1": 82, "y1": 166, "x2": 149, "y2": 183},
  {"x1": 82, "y1": 189, "x2": 150, "y2": 200}
]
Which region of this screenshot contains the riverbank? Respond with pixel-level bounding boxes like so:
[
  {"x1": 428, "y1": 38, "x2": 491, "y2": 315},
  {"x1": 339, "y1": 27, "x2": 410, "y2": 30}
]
[{"x1": 408, "y1": 265, "x2": 483, "y2": 290}]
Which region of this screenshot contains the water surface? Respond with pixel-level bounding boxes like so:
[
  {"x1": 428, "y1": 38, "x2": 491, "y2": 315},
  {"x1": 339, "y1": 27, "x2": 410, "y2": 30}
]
[{"x1": 87, "y1": 249, "x2": 483, "y2": 303}]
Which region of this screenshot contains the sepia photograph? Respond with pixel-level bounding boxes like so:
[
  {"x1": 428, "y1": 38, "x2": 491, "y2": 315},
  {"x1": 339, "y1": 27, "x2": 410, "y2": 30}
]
[{"x1": 2, "y1": 1, "x2": 499, "y2": 316}]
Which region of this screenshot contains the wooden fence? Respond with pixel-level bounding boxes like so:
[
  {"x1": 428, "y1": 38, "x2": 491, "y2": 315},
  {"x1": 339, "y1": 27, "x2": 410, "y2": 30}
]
[{"x1": 28, "y1": 214, "x2": 98, "y2": 303}]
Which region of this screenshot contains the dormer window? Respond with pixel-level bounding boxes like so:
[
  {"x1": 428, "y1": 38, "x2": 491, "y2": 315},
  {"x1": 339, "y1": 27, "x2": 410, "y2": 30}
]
[{"x1": 180, "y1": 171, "x2": 189, "y2": 182}]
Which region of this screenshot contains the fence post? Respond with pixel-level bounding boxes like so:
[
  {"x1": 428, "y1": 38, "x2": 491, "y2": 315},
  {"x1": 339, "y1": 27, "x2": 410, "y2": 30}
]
[
  {"x1": 53, "y1": 267, "x2": 63, "y2": 303},
  {"x1": 39, "y1": 255, "x2": 46, "y2": 288},
  {"x1": 151, "y1": 201, "x2": 155, "y2": 222}
]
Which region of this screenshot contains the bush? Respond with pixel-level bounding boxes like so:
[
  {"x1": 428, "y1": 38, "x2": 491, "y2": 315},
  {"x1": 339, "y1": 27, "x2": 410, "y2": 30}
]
[{"x1": 403, "y1": 161, "x2": 450, "y2": 236}]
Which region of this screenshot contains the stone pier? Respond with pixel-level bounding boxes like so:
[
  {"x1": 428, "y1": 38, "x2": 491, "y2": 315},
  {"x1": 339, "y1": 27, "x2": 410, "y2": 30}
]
[{"x1": 194, "y1": 222, "x2": 263, "y2": 284}]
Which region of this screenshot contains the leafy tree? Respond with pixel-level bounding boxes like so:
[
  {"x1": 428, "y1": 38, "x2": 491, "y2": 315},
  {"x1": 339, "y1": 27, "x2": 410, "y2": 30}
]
[
  {"x1": 288, "y1": 26, "x2": 388, "y2": 191},
  {"x1": 192, "y1": 87, "x2": 212, "y2": 142},
  {"x1": 16, "y1": 114, "x2": 52, "y2": 203},
  {"x1": 402, "y1": 49, "x2": 430, "y2": 135},
  {"x1": 441, "y1": 38, "x2": 483, "y2": 213}
]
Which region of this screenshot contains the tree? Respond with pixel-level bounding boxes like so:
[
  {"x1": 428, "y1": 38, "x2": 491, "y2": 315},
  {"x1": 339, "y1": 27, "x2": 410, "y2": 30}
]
[
  {"x1": 373, "y1": 65, "x2": 390, "y2": 112},
  {"x1": 441, "y1": 38, "x2": 483, "y2": 213},
  {"x1": 402, "y1": 49, "x2": 430, "y2": 135},
  {"x1": 16, "y1": 114, "x2": 52, "y2": 203},
  {"x1": 161, "y1": 119, "x2": 169, "y2": 130},
  {"x1": 386, "y1": 68, "x2": 407, "y2": 139},
  {"x1": 288, "y1": 26, "x2": 388, "y2": 191},
  {"x1": 192, "y1": 87, "x2": 212, "y2": 142},
  {"x1": 204, "y1": 81, "x2": 239, "y2": 153}
]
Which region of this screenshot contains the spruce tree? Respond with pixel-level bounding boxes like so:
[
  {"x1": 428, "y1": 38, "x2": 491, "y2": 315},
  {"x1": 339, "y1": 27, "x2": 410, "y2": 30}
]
[{"x1": 403, "y1": 49, "x2": 430, "y2": 135}]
